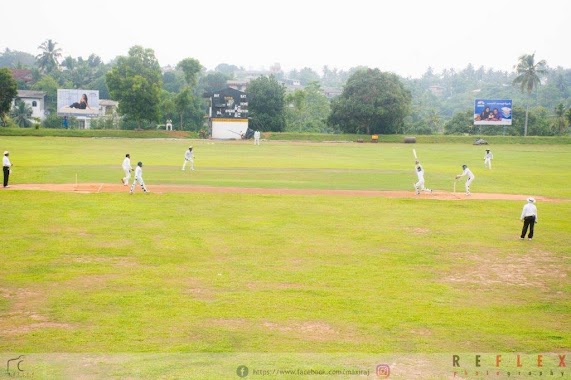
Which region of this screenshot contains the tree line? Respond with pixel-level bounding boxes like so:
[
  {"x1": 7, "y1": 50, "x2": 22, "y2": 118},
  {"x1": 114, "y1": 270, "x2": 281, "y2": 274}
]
[{"x1": 1, "y1": 40, "x2": 570, "y2": 135}]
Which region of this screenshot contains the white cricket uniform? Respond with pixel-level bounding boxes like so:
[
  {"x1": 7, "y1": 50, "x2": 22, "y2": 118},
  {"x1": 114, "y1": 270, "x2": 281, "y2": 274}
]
[
  {"x1": 130, "y1": 166, "x2": 148, "y2": 193},
  {"x1": 122, "y1": 157, "x2": 132, "y2": 185},
  {"x1": 254, "y1": 131, "x2": 260, "y2": 145},
  {"x1": 414, "y1": 164, "x2": 431, "y2": 194},
  {"x1": 520, "y1": 203, "x2": 538, "y2": 221},
  {"x1": 458, "y1": 167, "x2": 475, "y2": 194},
  {"x1": 182, "y1": 150, "x2": 194, "y2": 170},
  {"x1": 484, "y1": 152, "x2": 493, "y2": 169},
  {"x1": 415, "y1": 165, "x2": 425, "y2": 191}
]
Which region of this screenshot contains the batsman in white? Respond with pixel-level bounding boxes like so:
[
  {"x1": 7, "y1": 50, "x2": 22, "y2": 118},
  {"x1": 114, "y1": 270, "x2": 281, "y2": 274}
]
[
  {"x1": 121, "y1": 153, "x2": 133, "y2": 186},
  {"x1": 130, "y1": 161, "x2": 149, "y2": 194},
  {"x1": 455, "y1": 164, "x2": 475, "y2": 195},
  {"x1": 254, "y1": 130, "x2": 261, "y2": 145},
  {"x1": 414, "y1": 160, "x2": 432, "y2": 195},
  {"x1": 182, "y1": 146, "x2": 194, "y2": 171},
  {"x1": 484, "y1": 149, "x2": 493, "y2": 169}
]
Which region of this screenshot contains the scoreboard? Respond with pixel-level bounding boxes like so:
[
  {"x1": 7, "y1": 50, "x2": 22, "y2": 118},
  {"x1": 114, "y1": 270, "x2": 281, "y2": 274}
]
[{"x1": 212, "y1": 87, "x2": 248, "y2": 119}]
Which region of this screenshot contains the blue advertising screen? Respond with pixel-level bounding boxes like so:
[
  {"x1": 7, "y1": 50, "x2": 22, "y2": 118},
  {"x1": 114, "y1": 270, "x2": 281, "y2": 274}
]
[{"x1": 474, "y1": 99, "x2": 512, "y2": 125}]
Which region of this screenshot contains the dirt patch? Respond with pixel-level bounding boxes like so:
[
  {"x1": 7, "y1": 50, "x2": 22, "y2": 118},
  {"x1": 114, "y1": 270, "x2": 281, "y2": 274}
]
[
  {"x1": 5, "y1": 183, "x2": 566, "y2": 202},
  {"x1": 442, "y1": 249, "x2": 567, "y2": 290},
  {"x1": 180, "y1": 278, "x2": 217, "y2": 302},
  {"x1": 263, "y1": 321, "x2": 338, "y2": 340},
  {"x1": 0, "y1": 287, "x2": 74, "y2": 337}
]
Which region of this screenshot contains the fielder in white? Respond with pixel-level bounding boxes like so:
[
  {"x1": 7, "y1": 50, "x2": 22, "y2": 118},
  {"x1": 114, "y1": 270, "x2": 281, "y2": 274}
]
[
  {"x1": 484, "y1": 149, "x2": 493, "y2": 169},
  {"x1": 414, "y1": 160, "x2": 432, "y2": 195},
  {"x1": 121, "y1": 153, "x2": 133, "y2": 186},
  {"x1": 182, "y1": 147, "x2": 194, "y2": 171},
  {"x1": 455, "y1": 164, "x2": 475, "y2": 195},
  {"x1": 130, "y1": 161, "x2": 149, "y2": 194},
  {"x1": 254, "y1": 130, "x2": 261, "y2": 145}
]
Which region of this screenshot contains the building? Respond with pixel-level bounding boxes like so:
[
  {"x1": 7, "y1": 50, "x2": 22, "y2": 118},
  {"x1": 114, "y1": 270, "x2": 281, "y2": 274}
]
[
  {"x1": 13, "y1": 90, "x2": 47, "y2": 121},
  {"x1": 98, "y1": 99, "x2": 119, "y2": 116},
  {"x1": 207, "y1": 87, "x2": 249, "y2": 139},
  {"x1": 9, "y1": 69, "x2": 33, "y2": 84}
]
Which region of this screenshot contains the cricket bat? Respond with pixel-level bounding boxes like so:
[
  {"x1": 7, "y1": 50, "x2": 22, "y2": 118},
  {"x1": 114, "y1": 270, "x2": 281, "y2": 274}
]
[{"x1": 412, "y1": 149, "x2": 417, "y2": 159}]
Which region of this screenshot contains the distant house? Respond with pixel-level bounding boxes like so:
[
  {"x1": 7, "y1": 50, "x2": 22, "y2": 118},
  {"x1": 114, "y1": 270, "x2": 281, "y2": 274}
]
[
  {"x1": 99, "y1": 99, "x2": 119, "y2": 116},
  {"x1": 161, "y1": 65, "x2": 175, "y2": 73},
  {"x1": 428, "y1": 85, "x2": 445, "y2": 96},
  {"x1": 13, "y1": 90, "x2": 47, "y2": 121},
  {"x1": 9, "y1": 69, "x2": 33, "y2": 84},
  {"x1": 322, "y1": 87, "x2": 342, "y2": 99},
  {"x1": 227, "y1": 80, "x2": 249, "y2": 92}
]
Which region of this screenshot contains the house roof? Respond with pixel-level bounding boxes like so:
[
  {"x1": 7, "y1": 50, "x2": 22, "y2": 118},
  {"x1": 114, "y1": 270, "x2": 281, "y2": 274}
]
[
  {"x1": 10, "y1": 69, "x2": 33, "y2": 82},
  {"x1": 17, "y1": 90, "x2": 46, "y2": 99},
  {"x1": 99, "y1": 99, "x2": 118, "y2": 106}
]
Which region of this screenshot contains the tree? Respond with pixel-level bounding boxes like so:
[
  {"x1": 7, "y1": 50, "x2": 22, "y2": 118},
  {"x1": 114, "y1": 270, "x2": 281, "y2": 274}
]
[
  {"x1": 444, "y1": 110, "x2": 473, "y2": 135},
  {"x1": 554, "y1": 103, "x2": 567, "y2": 135},
  {"x1": 10, "y1": 101, "x2": 33, "y2": 127},
  {"x1": 285, "y1": 82, "x2": 332, "y2": 133},
  {"x1": 247, "y1": 75, "x2": 286, "y2": 132},
  {"x1": 200, "y1": 72, "x2": 231, "y2": 94},
  {"x1": 106, "y1": 46, "x2": 163, "y2": 129},
  {"x1": 31, "y1": 75, "x2": 58, "y2": 111},
  {"x1": 175, "y1": 87, "x2": 192, "y2": 129},
  {"x1": 173, "y1": 58, "x2": 203, "y2": 130},
  {"x1": 214, "y1": 63, "x2": 241, "y2": 77},
  {"x1": 0, "y1": 48, "x2": 36, "y2": 68},
  {"x1": 328, "y1": 68, "x2": 411, "y2": 134},
  {"x1": 0, "y1": 68, "x2": 18, "y2": 126},
  {"x1": 512, "y1": 53, "x2": 547, "y2": 136},
  {"x1": 36, "y1": 39, "x2": 62, "y2": 74},
  {"x1": 176, "y1": 58, "x2": 202, "y2": 88}
]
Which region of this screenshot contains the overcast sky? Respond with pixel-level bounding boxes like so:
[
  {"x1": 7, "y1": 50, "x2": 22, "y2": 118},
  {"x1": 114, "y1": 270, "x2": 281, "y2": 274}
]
[{"x1": 1, "y1": 0, "x2": 568, "y2": 78}]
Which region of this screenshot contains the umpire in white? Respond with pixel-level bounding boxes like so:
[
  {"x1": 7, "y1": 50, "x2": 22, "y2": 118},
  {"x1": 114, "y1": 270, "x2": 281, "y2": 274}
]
[
  {"x1": 520, "y1": 197, "x2": 538, "y2": 240},
  {"x1": 3, "y1": 151, "x2": 12, "y2": 188}
]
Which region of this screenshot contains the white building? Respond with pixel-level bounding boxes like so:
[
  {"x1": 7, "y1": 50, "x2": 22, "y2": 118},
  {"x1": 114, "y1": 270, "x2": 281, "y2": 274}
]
[{"x1": 14, "y1": 90, "x2": 47, "y2": 121}]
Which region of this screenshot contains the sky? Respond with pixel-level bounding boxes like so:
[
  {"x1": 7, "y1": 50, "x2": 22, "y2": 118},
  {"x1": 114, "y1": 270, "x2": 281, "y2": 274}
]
[{"x1": 1, "y1": 0, "x2": 568, "y2": 78}]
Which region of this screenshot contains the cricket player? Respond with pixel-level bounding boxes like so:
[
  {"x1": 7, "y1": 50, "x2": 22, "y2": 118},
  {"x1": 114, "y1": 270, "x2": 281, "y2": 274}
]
[
  {"x1": 130, "y1": 161, "x2": 149, "y2": 194},
  {"x1": 254, "y1": 130, "x2": 261, "y2": 145},
  {"x1": 182, "y1": 147, "x2": 194, "y2": 171},
  {"x1": 520, "y1": 197, "x2": 538, "y2": 240},
  {"x1": 484, "y1": 149, "x2": 493, "y2": 169},
  {"x1": 121, "y1": 153, "x2": 133, "y2": 186},
  {"x1": 3, "y1": 151, "x2": 12, "y2": 188},
  {"x1": 455, "y1": 164, "x2": 475, "y2": 195},
  {"x1": 414, "y1": 160, "x2": 432, "y2": 195}
]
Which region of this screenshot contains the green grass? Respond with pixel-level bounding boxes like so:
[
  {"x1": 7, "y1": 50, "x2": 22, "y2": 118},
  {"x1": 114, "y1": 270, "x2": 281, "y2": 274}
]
[
  {"x1": 0, "y1": 128, "x2": 196, "y2": 138},
  {"x1": 1, "y1": 136, "x2": 571, "y2": 197},
  {"x1": 2, "y1": 128, "x2": 570, "y2": 144},
  {"x1": 0, "y1": 136, "x2": 569, "y2": 378}
]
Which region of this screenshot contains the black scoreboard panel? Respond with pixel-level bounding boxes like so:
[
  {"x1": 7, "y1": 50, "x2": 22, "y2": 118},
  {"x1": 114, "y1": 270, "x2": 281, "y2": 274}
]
[{"x1": 212, "y1": 88, "x2": 248, "y2": 119}]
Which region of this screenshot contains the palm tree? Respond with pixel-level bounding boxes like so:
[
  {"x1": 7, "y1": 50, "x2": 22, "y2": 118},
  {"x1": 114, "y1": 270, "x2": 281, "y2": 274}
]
[
  {"x1": 10, "y1": 101, "x2": 33, "y2": 127},
  {"x1": 36, "y1": 39, "x2": 62, "y2": 74},
  {"x1": 512, "y1": 53, "x2": 547, "y2": 136}
]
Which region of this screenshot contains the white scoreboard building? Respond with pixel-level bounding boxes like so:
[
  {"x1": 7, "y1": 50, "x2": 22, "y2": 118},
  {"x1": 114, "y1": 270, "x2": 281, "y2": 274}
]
[{"x1": 208, "y1": 87, "x2": 249, "y2": 139}]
